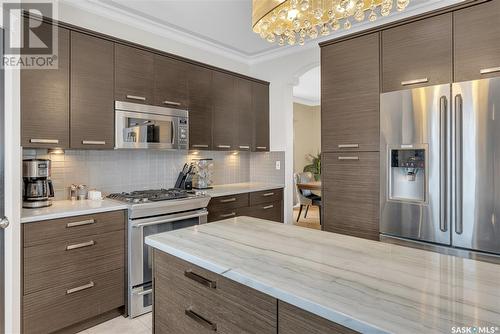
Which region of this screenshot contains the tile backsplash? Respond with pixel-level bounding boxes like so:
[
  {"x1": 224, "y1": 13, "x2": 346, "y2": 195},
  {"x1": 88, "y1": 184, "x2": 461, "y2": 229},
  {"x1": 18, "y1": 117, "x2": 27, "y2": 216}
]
[{"x1": 23, "y1": 149, "x2": 285, "y2": 200}]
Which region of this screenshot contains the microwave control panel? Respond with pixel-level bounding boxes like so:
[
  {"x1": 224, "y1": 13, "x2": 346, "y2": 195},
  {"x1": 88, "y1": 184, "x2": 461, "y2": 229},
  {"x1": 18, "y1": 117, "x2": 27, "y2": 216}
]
[{"x1": 178, "y1": 118, "x2": 189, "y2": 149}]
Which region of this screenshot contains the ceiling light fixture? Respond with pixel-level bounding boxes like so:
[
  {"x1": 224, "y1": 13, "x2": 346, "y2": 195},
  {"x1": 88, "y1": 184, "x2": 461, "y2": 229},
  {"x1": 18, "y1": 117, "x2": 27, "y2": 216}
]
[{"x1": 252, "y1": 0, "x2": 410, "y2": 46}]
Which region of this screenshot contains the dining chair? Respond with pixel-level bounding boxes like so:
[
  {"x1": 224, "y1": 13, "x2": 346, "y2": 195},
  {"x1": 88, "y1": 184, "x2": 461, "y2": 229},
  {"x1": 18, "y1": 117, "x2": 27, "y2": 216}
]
[{"x1": 294, "y1": 172, "x2": 322, "y2": 224}]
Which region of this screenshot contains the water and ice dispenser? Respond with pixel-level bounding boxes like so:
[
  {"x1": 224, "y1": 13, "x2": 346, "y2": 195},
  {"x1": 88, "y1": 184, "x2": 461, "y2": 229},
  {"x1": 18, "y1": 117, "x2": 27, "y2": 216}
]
[{"x1": 388, "y1": 147, "x2": 427, "y2": 203}]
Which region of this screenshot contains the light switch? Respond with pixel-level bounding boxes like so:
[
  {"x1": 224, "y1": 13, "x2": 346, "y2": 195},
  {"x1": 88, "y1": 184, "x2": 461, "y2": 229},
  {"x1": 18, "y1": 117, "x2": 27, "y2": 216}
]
[{"x1": 275, "y1": 161, "x2": 281, "y2": 170}]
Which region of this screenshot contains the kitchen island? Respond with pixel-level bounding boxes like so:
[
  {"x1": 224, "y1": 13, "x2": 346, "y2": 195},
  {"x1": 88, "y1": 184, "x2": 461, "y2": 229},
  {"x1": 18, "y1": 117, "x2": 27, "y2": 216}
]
[{"x1": 145, "y1": 217, "x2": 500, "y2": 334}]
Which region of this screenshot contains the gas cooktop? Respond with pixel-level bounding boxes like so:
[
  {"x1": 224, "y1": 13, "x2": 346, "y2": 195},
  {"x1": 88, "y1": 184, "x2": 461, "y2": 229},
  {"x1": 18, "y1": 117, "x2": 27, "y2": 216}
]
[{"x1": 107, "y1": 188, "x2": 191, "y2": 204}]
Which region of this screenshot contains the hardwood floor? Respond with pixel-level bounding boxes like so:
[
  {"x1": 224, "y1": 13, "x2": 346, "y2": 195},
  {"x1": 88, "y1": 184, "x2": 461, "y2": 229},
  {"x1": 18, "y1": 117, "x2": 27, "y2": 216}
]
[
  {"x1": 77, "y1": 313, "x2": 151, "y2": 334},
  {"x1": 293, "y1": 206, "x2": 321, "y2": 230}
]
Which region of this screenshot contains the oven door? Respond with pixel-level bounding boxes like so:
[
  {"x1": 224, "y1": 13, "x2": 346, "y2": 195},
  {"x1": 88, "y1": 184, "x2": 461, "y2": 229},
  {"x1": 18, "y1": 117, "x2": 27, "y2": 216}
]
[{"x1": 128, "y1": 209, "x2": 208, "y2": 317}]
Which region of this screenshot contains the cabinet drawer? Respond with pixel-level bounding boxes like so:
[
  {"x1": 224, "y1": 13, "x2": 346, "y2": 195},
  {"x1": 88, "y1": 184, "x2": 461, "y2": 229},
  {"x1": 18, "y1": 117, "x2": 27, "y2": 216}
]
[
  {"x1": 23, "y1": 268, "x2": 124, "y2": 334},
  {"x1": 24, "y1": 229, "x2": 125, "y2": 295},
  {"x1": 241, "y1": 201, "x2": 283, "y2": 223},
  {"x1": 249, "y1": 189, "x2": 283, "y2": 205},
  {"x1": 23, "y1": 210, "x2": 125, "y2": 247},
  {"x1": 154, "y1": 251, "x2": 276, "y2": 334},
  {"x1": 208, "y1": 193, "x2": 249, "y2": 211},
  {"x1": 208, "y1": 208, "x2": 243, "y2": 223}
]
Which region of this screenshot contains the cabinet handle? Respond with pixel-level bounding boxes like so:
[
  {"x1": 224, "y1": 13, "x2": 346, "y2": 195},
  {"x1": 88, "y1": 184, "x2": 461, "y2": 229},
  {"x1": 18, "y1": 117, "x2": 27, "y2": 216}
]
[
  {"x1": 262, "y1": 192, "x2": 275, "y2": 197},
  {"x1": 401, "y1": 78, "x2": 429, "y2": 86},
  {"x1": 30, "y1": 139, "x2": 59, "y2": 144},
  {"x1": 66, "y1": 219, "x2": 95, "y2": 228},
  {"x1": 480, "y1": 67, "x2": 500, "y2": 75},
  {"x1": 137, "y1": 289, "x2": 153, "y2": 296},
  {"x1": 263, "y1": 205, "x2": 274, "y2": 210},
  {"x1": 256, "y1": 146, "x2": 267, "y2": 150},
  {"x1": 82, "y1": 140, "x2": 106, "y2": 145},
  {"x1": 192, "y1": 144, "x2": 209, "y2": 148},
  {"x1": 66, "y1": 240, "x2": 95, "y2": 251},
  {"x1": 126, "y1": 95, "x2": 146, "y2": 101},
  {"x1": 239, "y1": 145, "x2": 250, "y2": 149},
  {"x1": 338, "y1": 144, "x2": 359, "y2": 149},
  {"x1": 185, "y1": 308, "x2": 217, "y2": 331},
  {"x1": 338, "y1": 156, "x2": 359, "y2": 160},
  {"x1": 219, "y1": 212, "x2": 236, "y2": 218},
  {"x1": 184, "y1": 270, "x2": 217, "y2": 289},
  {"x1": 163, "y1": 100, "x2": 182, "y2": 106},
  {"x1": 217, "y1": 145, "x2": 231, "y2": 149},
  {"x1": 66, "y1": 281, "x2": 94, "y2": 295},
  {"x1": 219, "y1": 198, "x2": 236, "y2": 203}
]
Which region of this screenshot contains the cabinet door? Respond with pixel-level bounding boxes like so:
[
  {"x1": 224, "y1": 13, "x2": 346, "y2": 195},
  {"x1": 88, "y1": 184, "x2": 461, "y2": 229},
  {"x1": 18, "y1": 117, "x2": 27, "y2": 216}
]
[
  {"x1": 212, "y1": 71, "x2": 236, "y2": 151},
  {"x1": 322, "y1": 152, "x2": 379, "y2": 240},
  {"x1": 321, "y1": 33, "x2": 379, "y2": 152},
  {"x1": 115, "y1": 44, "x2": 154, "y2": 104},
  {"x1": 154, "y1": 55, "x2": 188, "y2": 109},
  {"x1": 382, "y1": 14, "x2": 452, "y2": 92},
  {"x1": 454, "y1": 0, "x2": 500, "y2": 82},
  {"x1": 70, "y1": 32, "x2": 114, "y2": 149},
  {"x1": 252, "y1": 82, "x2": 270, "y2": 152},
  {"x1": 21, "y1": 23, "x2": 70, "y2": 148},
  {"x1": 235, "y1": 78, "x2": 253, "y2": 151},
  {"x1": 188, "y1": 66, "x2": 213, "y2": 150}
]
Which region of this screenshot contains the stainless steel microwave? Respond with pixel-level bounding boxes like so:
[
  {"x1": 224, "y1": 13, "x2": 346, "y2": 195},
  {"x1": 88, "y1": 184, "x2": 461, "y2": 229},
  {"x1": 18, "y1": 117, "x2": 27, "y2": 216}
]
[{"x1": 115, "y1": 101, "x2": 189, "y2": 150}]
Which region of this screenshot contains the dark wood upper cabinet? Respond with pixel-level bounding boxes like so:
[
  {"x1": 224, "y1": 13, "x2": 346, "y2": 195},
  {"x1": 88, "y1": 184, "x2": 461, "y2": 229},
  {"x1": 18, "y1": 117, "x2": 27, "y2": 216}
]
[
  {"x1": 187, "y1": 66, "x2": 213, "y2": 150},
  {"x1": 252, "y1": 82, "x2": 270, "y2": 152},
  {"x1": 235, "y1": 78, "x2": 253, "y2": 151},
  {"x1": 70, "y1": 32, "x2": 114, "y2": 149},
  {"x1": 154, "y1": 55, "x2": 188, "y2": 109},
  {"x1": 321, "y1": 32, "x2": 380, "y2": 153},
  {"x1": 454, "y1": 0, "x2": 500, "y2": 82},
  {"x1": 114, "y1": 44, "x2": 154, "y2": 104},
  {"x1": 211, "y1": 71, "x2": 236, "y2": 150},
  {"x1": 21, "y1": 23, "x2": 70, "y2": 149},
  {"x1": 322, "y1": 152, "x2": 380, "y2": 241},
  {"x1": 382, "y1": 13, "x2": 452, "y2": 92}
]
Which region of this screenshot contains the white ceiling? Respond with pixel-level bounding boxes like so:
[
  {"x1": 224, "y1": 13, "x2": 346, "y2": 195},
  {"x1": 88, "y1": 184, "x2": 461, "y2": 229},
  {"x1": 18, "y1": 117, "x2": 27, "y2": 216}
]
[{"x1": 293, "y1": 66, "x2": 320, "y2": 106}]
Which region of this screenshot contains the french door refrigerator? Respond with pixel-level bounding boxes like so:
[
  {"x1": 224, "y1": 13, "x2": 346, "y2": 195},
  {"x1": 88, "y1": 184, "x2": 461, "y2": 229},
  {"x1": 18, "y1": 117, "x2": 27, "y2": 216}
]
[{"x1": 380, "y1": 78, "x2": 500, "y2": 256}]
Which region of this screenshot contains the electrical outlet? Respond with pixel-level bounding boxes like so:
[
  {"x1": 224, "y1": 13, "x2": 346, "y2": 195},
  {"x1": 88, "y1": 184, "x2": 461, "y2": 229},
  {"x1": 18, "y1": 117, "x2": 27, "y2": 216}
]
[{"x1": 275, "y1": 161, "x2": 281, "y2": 170}]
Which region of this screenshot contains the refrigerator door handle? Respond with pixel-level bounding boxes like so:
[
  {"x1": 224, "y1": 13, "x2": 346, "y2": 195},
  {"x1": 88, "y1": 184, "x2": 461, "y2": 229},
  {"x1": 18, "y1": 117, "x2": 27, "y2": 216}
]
[
  {"x1": 439, "y1": 96, "x2": 448, "y2": 232},
  {"x1": 454, "y1": 94, "x2": 463, "y2": 235}
]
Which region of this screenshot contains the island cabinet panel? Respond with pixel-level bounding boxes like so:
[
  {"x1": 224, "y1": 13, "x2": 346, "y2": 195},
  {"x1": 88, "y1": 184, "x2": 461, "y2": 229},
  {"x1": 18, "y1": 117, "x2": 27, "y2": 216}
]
[
  {"x1": 154, "y1": 55, "x2": 189, "y2": 109},
  {"x1": 114, "y1": 43, "x2": 155, "y2": 104},
  {"x1": 322, "y1": 152, "x2": 380, "y2": 240},
  {"x1": 153, "y1": 250, "x2": 277, "y2": 334},
  {"x1": 212, "y1": 71, "x2": 237, "y2": 150},
  {"x1": 252, "y1": 82, "x2": 270, "y2": 152},
  {"x1": 454, "y1": 0, "x2": 500, "y2": 82},
  {"x1": 278, "y1": 301, "x2": 358, "y2": 334},
  {"x1": 381, "y1": 13, "x2": 453, "y2": 92},
  {"x1": 70, "y1": 32, "x2": 114, "y2": 149},
  {"x1": 21, "y1": 22, "x2": 70, "y2": 149},
  {"x1": 188, "y1": 66, "x2": 213, "y2": 150},
  {"x1": 235, "y1": 78, "x2": 253, "y2": 151},
  {"x1": 321, "y1": 32, "x2": 380, "y2": 153}
]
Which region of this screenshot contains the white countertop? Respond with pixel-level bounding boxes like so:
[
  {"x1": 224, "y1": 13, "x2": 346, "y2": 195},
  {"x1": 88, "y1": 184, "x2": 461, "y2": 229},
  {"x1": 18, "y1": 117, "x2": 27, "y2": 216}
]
[
  {"x1": 21, "y1": 199, "x2": 128, "y2": 223},
  {"x1": 204, "y1": 182, "x2": 284, "y2": 197},
  {"x1": 146, "y1": 217, "x2": 500, "y2": 334}
]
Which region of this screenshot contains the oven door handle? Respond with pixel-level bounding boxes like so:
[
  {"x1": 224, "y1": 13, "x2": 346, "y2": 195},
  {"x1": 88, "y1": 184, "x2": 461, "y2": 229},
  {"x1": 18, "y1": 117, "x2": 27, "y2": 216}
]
[{"x1": 132, "y1": 210, "x2": 208, "y2": 228}]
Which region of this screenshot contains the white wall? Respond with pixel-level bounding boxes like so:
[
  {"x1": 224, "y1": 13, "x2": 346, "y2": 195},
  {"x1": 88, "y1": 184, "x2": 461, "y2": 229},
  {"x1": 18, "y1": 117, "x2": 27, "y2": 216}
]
[{"x1": 293, "y1": 103, "x2": 321, "y2": 173}]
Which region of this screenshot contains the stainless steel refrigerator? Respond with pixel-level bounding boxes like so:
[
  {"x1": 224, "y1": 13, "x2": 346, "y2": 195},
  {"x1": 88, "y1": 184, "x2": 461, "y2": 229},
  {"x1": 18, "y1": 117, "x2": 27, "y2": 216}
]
[{"x1": 380, "y1": 78, "x2": 500, "y2": 256}]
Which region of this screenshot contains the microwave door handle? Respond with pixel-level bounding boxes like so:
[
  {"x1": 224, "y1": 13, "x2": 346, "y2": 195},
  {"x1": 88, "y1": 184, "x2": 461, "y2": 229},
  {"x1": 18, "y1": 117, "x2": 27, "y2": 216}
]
[{"x1": 132, "y1": 211, "x2": 208, "y2": 228}]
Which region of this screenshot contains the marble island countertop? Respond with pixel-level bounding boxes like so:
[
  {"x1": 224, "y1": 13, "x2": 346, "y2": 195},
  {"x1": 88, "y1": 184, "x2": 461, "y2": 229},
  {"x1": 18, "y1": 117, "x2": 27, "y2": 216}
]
[
  {"x1": 146, "y1": 217, "x2": 500, "y2": 334},
  {"x1": 204, "y1": 182, "x2": 284, "y2": 197}
]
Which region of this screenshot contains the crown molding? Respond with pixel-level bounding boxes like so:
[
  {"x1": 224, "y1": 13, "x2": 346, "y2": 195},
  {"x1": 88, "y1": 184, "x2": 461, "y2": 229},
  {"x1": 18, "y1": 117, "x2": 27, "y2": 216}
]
[{"x1": 293, "y1": 96, "x2": 320, "y2": 106}]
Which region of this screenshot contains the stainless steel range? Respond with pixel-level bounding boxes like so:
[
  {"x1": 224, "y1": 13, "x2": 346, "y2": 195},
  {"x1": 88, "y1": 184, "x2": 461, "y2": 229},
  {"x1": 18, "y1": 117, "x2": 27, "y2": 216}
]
[{"x1": 108, "y1": 188, "x2": 210, "y2": 318}]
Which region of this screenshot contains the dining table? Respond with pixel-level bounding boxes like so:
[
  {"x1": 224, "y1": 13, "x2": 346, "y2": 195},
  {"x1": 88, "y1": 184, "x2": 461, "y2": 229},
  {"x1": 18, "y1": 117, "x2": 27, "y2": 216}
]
[{"x1": 297, "y1": 181, "x2": 322, "y2": 197}]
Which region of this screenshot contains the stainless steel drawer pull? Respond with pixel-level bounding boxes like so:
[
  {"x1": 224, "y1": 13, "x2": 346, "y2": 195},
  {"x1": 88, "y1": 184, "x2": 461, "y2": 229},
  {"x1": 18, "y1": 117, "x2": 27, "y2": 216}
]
[
  {"x1": 137, "y1": 289, "x2": 152, "y2": 296},
  {"x1": 66, "y1": 219, "x2": 95, "y2": 228},
  {"x1": 220, "y1": 198, "x2": 236, "y2": 203},
  {"x1": 192, "y1": 144, "x2": 209, "y2": 148},
  {"x1": 66, "y1": 281, "x2": 94, "y2": 295},
  {"x1": 338, "y1": 156, "x2": 359, "y2": 160},
  {"x1": 126, "y1": 95, "x2": 146, "y2": 101},
  {"x1": 66, "y1": 240, "x2": 95, "y2": 251},
  {"x1": 30, "y1": 139, "x2": 59, "y2": 144},
  {"x1": 480, "y1": 67, "x2": 500, "y2": 75},
  {"x1": 184, "y1": 270, "x2": 217, "y2": 289},
  {"x1": 338, "y1": 144, "x2": 359, "y2": 148},
  {"x1": 219, "y1": 212, "x2": 236, "y2": 218},
  {"x1": 82, "y1": 140, "x2": 106, "y2": 145},
  {"x1": 401, "y1": 78, "x2": 429, "y2": 86},
  {"x1": 263, "y1": 205, "x2": 274, "y2": 210},
  {"x1": 239, "y1": 145, "x2": 250, "y2": 149},
  {"x1": 217, "y1": 145, "x2": 231, "y2": 149},
  {"x1": 163, "y1": 100, "x2": 182, "y2": 106},
  {"x1": 262, "y1": 192, "x2": 275, "y2": 197},
  {"x1": 185, "y1": 308, "x2": 217, "y2": 331},
  {"x1": 256, "y1": 146, "x2": 267, "y2": 150}
]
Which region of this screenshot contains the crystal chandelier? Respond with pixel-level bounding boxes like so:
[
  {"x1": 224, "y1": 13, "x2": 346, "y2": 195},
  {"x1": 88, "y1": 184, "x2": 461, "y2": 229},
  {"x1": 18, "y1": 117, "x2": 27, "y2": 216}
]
[{"x1": 252, "y1": 0, "x2": 410, "y2": 46}]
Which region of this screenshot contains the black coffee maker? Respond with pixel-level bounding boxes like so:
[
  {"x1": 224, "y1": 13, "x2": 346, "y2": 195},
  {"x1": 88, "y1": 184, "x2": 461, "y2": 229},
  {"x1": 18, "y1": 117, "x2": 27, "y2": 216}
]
[{"x1": 23, "y1": 159, "x2": 54, "y2": 208}]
